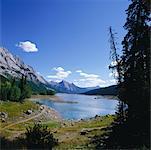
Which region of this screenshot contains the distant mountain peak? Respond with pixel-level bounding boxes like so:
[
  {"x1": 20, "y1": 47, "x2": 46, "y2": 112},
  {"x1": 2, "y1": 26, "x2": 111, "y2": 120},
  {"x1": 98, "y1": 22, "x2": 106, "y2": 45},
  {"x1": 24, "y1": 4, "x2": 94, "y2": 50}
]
[{"x1": 49, "y1": 80, "x2": 100, "y2": 94}]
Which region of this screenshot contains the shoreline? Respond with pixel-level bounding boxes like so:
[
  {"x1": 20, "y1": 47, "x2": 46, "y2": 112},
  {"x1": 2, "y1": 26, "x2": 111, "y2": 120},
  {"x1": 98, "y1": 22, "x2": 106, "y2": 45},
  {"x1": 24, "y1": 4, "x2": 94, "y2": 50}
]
[{"x1": 28, "y1": 94, "x2": 118, "y2": 123}]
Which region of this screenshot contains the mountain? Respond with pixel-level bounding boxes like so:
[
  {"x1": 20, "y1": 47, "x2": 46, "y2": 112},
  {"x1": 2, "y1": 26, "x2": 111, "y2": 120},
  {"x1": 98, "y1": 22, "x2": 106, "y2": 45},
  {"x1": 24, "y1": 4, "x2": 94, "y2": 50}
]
[
  {"x1": 0, "y1": 47, "x2": 48, "y2": 84},
  {"x1": 0, "y1": 47, "x2": 56, "y2": 95},
  {"x1": 49, "y1": 80, "x2": 99, "y2": 94},
  {"x1": 83, "y1": 85, "x2": 118, "y2": 96}
]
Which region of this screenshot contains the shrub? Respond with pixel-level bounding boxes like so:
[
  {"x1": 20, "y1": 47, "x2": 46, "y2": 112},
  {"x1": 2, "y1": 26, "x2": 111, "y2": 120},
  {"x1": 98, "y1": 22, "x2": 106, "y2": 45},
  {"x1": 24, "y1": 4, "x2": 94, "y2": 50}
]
[{"x1": 25, "y1": 124, "x2": 58, "y2": 149}]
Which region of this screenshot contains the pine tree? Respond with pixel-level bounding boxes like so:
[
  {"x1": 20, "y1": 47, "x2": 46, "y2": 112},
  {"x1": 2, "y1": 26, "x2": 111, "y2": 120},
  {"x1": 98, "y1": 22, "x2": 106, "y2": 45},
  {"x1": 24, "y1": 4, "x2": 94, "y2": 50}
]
[
  {"x1": 25, "y1": 124, "x2": 58, "y2": 149},
  {"x1": 10, "y1": 86, "x2": 21, "y2": 102},
  {"x1": 119, "y1": 0, "x2": 150, "y2": 147},
  {"x1": 19, "y1": 75, "x2": 32, "y2": 101},
  {"x1": 104, "y1": 0, "x2": 150, "y2": 148},
  {"x1": 109, "y1": 27, "x2": 126, "y2": 124}
]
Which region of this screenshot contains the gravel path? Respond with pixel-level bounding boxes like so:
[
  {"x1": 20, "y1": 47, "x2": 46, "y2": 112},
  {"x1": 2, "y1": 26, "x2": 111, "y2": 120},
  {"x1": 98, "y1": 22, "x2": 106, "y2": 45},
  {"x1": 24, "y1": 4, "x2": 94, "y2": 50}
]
[{"x1": 1, "y1": 105, "x2": 61, "y2": 130}]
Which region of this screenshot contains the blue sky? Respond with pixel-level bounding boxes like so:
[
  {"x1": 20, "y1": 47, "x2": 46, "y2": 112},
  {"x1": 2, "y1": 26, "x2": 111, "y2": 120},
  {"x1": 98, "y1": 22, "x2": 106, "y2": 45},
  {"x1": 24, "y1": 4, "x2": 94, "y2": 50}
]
[{"x1": 1, "y1": 0, "x2": 130, "y2": 87}]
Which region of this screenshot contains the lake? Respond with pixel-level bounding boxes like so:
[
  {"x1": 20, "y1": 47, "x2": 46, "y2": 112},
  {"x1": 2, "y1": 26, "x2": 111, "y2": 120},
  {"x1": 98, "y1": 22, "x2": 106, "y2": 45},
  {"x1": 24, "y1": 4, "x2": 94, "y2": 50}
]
[{"x1": 33, "y1": 93, "x2": 118, "y2": 120}]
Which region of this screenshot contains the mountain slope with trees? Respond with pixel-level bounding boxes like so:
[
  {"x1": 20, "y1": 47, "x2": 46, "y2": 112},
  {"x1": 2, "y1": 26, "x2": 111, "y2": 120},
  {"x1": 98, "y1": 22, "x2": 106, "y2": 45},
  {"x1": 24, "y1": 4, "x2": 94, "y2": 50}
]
[{"x1": 83, "y1": 85, "x2": 118, "y2": 95}]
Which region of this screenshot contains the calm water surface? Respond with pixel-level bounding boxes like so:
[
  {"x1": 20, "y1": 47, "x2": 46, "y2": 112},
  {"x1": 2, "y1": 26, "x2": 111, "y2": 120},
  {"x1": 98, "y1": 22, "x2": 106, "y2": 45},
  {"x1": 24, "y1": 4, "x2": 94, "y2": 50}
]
[{"x1": 34, "y1": 93, "x2": 118, "y2": 120}]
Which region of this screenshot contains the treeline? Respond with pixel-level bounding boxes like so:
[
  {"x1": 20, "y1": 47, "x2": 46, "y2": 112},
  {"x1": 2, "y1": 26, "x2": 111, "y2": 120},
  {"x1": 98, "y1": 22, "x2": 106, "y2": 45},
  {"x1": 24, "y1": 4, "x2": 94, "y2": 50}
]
[
  {"x1": 0, "y1": 75, "x2": 55, "y2": 102},
  {"x1": 0, "y1": 75, "x2": 32, "y2": 102},
  {"x1": 28, "y1": 81, "x2": 55, "y2": 95}
]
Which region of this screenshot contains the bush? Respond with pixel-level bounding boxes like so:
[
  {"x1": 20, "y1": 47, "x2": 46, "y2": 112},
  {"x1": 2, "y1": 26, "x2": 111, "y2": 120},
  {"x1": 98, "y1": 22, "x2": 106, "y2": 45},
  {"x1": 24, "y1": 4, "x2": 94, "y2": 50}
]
[{"x1": 25, "y1": 124, "x2": 58, "y2": 149}]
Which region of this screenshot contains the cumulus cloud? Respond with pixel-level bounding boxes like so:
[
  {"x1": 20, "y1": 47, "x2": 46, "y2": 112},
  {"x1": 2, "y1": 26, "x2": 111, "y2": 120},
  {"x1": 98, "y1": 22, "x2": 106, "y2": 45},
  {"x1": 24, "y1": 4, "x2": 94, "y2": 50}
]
[
  {"x1": 80, "y1": 72, "x2": 99, "y2": 78},
  {"x1": 47, "y1": 67, "x2": 71, "y2": 82},
  {"x1": 76, "y1": 70, "x2": 82, "y2": 73},
  {"x1": 47, "y1": 67, "x2": 117, "y2": 87},
  {"x1": 16, "y1": 41, "x2": 38, "y2": 52},
  {"x1": 74, "y1": 70, "x2": 106, "y2": 87}
]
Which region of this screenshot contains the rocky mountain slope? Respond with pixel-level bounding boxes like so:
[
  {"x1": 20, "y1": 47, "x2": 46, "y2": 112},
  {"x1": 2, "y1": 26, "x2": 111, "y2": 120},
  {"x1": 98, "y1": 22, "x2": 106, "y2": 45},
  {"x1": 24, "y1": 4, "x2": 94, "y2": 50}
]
[{"x1": 0, "y1": 47, "x2": 48, "y2": 84}]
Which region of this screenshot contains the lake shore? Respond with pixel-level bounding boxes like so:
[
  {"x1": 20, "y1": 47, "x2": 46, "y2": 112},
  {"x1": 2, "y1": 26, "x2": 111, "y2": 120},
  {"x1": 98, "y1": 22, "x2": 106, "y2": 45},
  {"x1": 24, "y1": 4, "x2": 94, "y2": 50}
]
[
  {"x1": 29, "y1": 93, "x2": 118, "y2": 120},
  {"x1": 1, "y1": 97, "x2": 116, "y2": 149}
]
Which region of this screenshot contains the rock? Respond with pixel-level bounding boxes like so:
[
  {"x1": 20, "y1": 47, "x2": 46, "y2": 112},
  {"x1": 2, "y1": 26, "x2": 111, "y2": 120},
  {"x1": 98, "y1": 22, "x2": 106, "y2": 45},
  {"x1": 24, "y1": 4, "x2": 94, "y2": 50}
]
[
  {"x1": 0, "y1": 112, "x2": 8, "y2": 119},
  {"x1": 40, "y1": 105, "x2": 44, "y2": 110},
  {"x1": 1, "y1": 118, "x2": 5, "y2": 122},
  {"x1": 80, "y1": 129, "x2": 88, "y2": 135},
  {"x1": 53, "y1": 130, "x2": 57, "y2": 133},
  {"x1": 80, "y1": 131, "x2": 87, "y2": 135},
  {"x1": 26, "y1": 110, "x2": 32, "y2": 115},
  {"x1": 95, "y1": 115, "x2": 99, "y2": 119}
]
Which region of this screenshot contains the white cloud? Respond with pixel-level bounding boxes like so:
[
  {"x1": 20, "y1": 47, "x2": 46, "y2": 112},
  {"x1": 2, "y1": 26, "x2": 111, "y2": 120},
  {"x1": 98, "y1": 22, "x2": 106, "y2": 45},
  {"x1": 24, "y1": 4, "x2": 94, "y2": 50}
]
[
  {"x1": 75, "y1": 70, "x2": 106, "y2": 87},
  {"x1": 47, "y1": 67, "x2": 71, "y2": 82},
  {"x1": 16, "y1": 41, "x2": 38, "y2": 52},
  {"x1": 76, "y1": 70, "x2": 82, "y2": 73},
  {"x1": 80, "y1": 72, "x2": 99, "y2": 78},
  {"x1": 47, "y1": 68, "x2": 117, "y2": 87}
]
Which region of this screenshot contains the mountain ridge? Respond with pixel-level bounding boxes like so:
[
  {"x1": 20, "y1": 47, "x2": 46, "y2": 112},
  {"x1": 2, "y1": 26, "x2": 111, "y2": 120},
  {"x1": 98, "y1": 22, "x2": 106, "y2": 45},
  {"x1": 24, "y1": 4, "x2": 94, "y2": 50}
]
[
  {"x1": 49, "y1": 80, "x2": 100, "y2": 94},
  {"x1": 83, "y1": 85, "x2": 118, "y2": 96},
  {"x1": 0, "y1": 47, "x2": 48, "y2": 84},
  {"x1": 0, "y1": 47, "x2": 116, "y2": 95}
]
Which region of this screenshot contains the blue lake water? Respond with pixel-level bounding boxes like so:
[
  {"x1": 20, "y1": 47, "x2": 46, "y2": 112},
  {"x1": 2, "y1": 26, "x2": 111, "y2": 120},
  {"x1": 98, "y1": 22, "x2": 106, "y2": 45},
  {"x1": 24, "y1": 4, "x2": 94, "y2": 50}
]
[{"x1": 34, "y1": 93, "x2": 118, "y2": 120}]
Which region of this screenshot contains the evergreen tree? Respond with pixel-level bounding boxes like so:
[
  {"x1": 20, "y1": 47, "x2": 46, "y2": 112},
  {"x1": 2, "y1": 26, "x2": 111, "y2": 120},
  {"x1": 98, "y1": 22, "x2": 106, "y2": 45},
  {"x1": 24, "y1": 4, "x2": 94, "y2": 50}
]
[
  {"x1": 9, "y1": 86, "x2": 21, "y2": 102},
  {"x1": 0, "y1": 82, "x2": 11, "y2": 101},
  {"x1": 120, "y1": 0, "x2": 150, "y2": 147},
  {"x1": 109, "y1": 27, "x2": 126, "y2": 124},
  {"x1": 99, "y1": 0, "x2": 150, "y2": 148},
  {"x1": 19, "y1": 75, "x2": 32, "y2": 101},
  {"x1": 25, "y1": 124, "x2": 58, "y2": 149}
]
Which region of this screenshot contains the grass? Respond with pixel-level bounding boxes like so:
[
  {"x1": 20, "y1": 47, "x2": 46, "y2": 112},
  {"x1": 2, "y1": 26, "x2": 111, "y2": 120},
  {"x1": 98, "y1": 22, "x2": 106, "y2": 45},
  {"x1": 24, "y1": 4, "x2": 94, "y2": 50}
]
[
  {"x1": 41, "y1": 120, "x2": 61, "y2": 128},
  {"x1": 0, "y1": 100, "x2": 39, "y2": 119},
  {"x1": 0, "y1": 100, "x2": 115, "y2": 149},
  {"x1": 53, "y1": 115, "x2": 115, "y2": 149}
]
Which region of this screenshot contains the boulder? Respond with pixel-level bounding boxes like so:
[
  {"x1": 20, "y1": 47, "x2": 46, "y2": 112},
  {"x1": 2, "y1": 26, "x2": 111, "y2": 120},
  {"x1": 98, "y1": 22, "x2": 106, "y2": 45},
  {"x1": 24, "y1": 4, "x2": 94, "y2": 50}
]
[
  {"x1": 1, "y1": 118, "x2": 5, "y2": 122},
  {"x1": 26, "y1": 110, "x2": 32, "y2": 115},
  {"x1": 80, "y1": 129, "x2": 88, "y2": 135},
  {"x1": 40, "y1": 105, "x2": 44, "y2": 110},
  {"x1": 0, "y1": 112, "x2": 8, "y2": 119}
]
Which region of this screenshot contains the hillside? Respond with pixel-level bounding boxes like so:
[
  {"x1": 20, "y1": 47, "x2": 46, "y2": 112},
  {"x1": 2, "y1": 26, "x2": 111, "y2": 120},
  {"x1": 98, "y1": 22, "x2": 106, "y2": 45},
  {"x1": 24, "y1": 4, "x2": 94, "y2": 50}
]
[
  {"x1": 84, "y1": 85, "x2": 118, "y2": 96},
  {"x1": 0, "y1": 47, "x2": 48, "y2": 84},
  {"x1": 0, "y1": 48, "x2": 54, "y2": 95}
]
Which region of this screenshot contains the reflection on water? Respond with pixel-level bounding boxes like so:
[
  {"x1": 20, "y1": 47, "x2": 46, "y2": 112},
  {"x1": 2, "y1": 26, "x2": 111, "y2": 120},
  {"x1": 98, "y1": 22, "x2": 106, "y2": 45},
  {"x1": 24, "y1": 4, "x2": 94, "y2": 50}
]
[{"x1": 34, "y1": 93, "x2": 118, "y2": 120}]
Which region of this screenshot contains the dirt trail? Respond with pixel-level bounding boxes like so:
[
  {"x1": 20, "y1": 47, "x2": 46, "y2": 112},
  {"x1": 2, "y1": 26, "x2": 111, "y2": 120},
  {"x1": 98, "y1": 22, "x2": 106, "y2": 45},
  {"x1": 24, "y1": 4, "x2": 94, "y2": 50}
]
[{"x1": 1, "y1": 106, "x2": 47, "y2": 130}]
